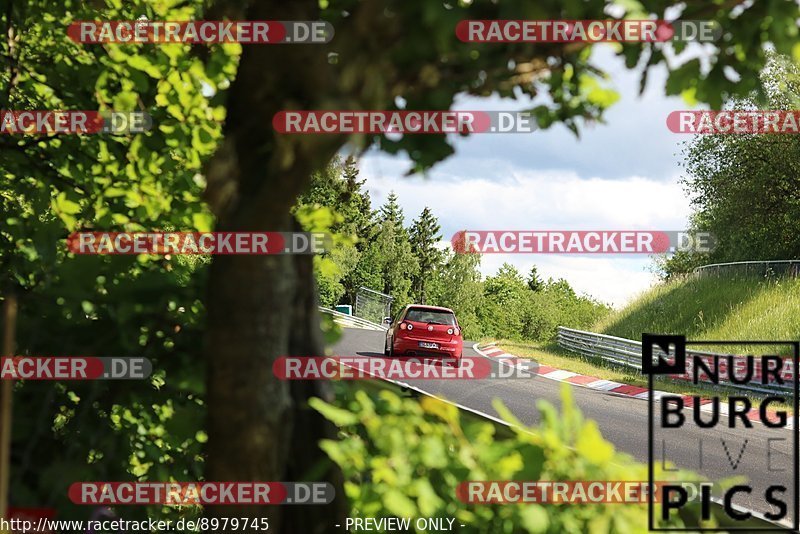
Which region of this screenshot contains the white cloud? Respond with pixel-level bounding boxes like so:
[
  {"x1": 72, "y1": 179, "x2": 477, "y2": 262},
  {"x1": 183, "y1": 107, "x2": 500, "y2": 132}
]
[
  {"x1": 360, "y1": 164, "x2": 688, "y2": 307},
  {"x1": 349, "y1": 45, "x2": 699, "y2": 308},
  {"x1": 353, "y1": 45, "x2": 697, "y2": 184},
  {"x1": 364, "y1": 164, "x2": 691, "y2": 231}
]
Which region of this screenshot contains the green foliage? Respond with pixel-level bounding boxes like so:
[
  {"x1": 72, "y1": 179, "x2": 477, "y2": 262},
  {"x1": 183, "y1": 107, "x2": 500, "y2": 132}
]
[
  {"x1": 652, "y1": 250, "x2": 708, "y2": 282},
  {"x1": 434, "y1": 247, "x2": 485, "y2": 339},
  {"x1": 6, "y1": 0, "x2": 799, "y2": 526},
  {"x1": 312, "y1": 383, "x2": 712, "y2": 533},
  {"x1": 316, "y1": 244, "x2": 360, "y2": 307},
  {"x1": 295, "y1": 157, "x2": 372, "y2": 307},
  {"x1": 379, "y1": 192, "x2": 408, "y2": 241},
  {"x1": 296, "y1": 156, "x2": 374, "y2": 239},
  {"x1": 527, "y1": 267, "x2": 544, "y2": 293},
  {"x1": 331, "y1": 190, "x2": 422, "y2": 310},
  {"x1": 480, "y1": 264, "x2": 529, "y2": 338},
  {"x1": 662, "y1": 53, "x2": 800, "y2": 279},
  {"x1": 478, "y1": 266, "x2": 611, "y2": 342},
  {"x1": 11, "y1": 255, "x2": 210, "y2": 521},
  {"x1": 1, "y1": 0, "x2": 237, "y2": 519},
  {"x1": 370, "y1": 217, "x2": 420, "y2": 309},
  {"x1": 320, "y1": 0, "x2": 800, "y2": 172}
]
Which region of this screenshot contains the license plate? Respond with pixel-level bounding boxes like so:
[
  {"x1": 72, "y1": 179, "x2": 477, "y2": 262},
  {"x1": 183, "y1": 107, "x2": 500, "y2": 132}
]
[{"x1": 419, "y1": 341, "x2": 439, "y2": 349}]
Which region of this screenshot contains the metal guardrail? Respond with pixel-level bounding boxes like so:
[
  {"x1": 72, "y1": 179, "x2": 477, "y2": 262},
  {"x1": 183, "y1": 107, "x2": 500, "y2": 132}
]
[
  {"x1": 319, "y1": 307, "x2": 388, "y2": 331},
  {"x1": 556, "y1": 327, "x2": 792, "y2": 394},
  {"x1": 355, "y1": 286, "x2": 394, "y2": 325},
  {"x1": 694, "y1": 260, "x2": 800, "y2": 278}
]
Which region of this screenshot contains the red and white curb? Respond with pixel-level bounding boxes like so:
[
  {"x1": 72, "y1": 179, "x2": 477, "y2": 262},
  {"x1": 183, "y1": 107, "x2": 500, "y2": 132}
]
[{"x1": 474, "y1": 342, "x2": 793, "y2": 430}]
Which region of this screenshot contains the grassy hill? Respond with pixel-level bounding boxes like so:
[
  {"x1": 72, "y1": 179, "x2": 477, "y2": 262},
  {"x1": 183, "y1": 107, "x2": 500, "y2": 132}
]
[
  {"x1": 596, "y1": 274, "x2": 800, "y2": 344},
  {"x1": 495, "y1": 273, "x2": 800, "y2": 402}
]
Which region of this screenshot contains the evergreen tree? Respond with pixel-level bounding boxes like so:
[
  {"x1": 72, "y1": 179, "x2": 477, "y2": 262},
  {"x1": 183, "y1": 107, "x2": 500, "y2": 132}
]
[
  {"x1": 340, "y1": 156, "x2": 374, "y2": 240},
  {"x1": 409, "y1": 207, "x2": 443, "y2": 304},
  {"x1": 294, "y1": 156, "x2": 375, "y2": 307},
  {"x1": 527, "y1": 266, "x2": 544, "y2": 292},
  {"x1": 295, "y1": 155, "x2": 374, "y2": 239},
  {"x1": 345, "y1": 194, "x2": 419, "y2": 308},
  {"x1": 372, "y1": 219, "x2": 418, "y2": 307},
  {"x1": 379, "y1": 191, "x2": 407, "y2": 239}
]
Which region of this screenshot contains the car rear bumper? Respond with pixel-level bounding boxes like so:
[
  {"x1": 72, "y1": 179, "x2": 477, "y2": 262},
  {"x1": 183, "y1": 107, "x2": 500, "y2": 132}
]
[{"x1": 393, "y1": 337, "x2": 463, "y2": 357}]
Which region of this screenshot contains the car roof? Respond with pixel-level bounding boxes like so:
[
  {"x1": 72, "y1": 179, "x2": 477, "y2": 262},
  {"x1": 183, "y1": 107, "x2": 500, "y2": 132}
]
[{"x1": 404, "y1": 304, "x2": 455, "y2": 313}]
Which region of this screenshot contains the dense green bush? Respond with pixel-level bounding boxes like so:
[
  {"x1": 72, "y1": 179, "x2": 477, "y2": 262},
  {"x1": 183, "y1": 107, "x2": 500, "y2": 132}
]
[
  {"x1": 475, "y1": 265, "x2": 611, "y2": 342},
  {"x1": 312, "y1": 383, "x2": 715, "y2": 533}
]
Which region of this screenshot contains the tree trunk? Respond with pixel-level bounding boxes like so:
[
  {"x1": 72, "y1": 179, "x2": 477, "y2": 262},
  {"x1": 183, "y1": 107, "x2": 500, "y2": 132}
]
[
  {"x1": 204, "y1": 0, "x2": 401, "y2": 528},
  {"x1": 204, "y1": 1, "x2": 350, "y2": 531},
  {"x1": 206, "y1": 237, "x2": 347, "y2": 532}
]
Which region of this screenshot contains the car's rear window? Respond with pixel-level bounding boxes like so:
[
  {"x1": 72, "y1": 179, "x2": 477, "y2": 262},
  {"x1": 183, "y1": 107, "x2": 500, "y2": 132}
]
[{"x1": 404, "y1": 308, "x2": 457, "y2": 326}]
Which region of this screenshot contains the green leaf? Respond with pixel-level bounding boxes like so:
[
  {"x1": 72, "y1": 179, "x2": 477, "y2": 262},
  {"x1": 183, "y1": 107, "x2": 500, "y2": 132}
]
[
  {"x1": 166, "y1": 104, "x2": 186, "y2": 121},
  {"x1": 127, "y1": 55, "x2": 163, "y2": 79},
  {"x1": 113, "y1": 91, "x2": 139, "y2": 111},
  {"x1": 309, "y1": 396, "x2": 359, "y2": 426},
  {"x1": 519, "y1": 504, "x2": 549, "y2": 533},
  {"x1": 192, "y1": 211, "x2": 214, "y2": 232},
  {"x1": 382, "y1": 489, "x2": 417, "y2": 517},
  {"x1": 104, "y1": 187, "x2": 127, "y2": 197},
  {"x1": 576, "y1": 420, "x2": 615, "y2": 464}
]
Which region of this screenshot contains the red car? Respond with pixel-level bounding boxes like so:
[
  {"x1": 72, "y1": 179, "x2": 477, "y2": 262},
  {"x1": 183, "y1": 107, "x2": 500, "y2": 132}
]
[{"x1": 384, "y1": 304, "x2": 463, "y2": 363}]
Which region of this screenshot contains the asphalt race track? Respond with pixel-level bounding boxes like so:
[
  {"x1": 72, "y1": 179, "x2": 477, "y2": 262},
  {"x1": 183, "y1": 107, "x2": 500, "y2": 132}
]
[{"x1": 333, "y1": 327, "x2": 797, "y2": 529}]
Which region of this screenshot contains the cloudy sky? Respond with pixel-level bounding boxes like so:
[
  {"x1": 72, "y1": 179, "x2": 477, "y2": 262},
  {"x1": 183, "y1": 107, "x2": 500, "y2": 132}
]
[{"x1": 356, "y1": 45, "x2": 699, "y2": 307}]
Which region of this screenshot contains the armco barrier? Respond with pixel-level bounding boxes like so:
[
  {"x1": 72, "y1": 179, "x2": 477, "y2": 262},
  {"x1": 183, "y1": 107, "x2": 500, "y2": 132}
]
[
  {"x1": 694, "y1": 259, "x2": 800, "y2": 278},
  {"x1": 556, "y1": 327, "x2": 793, "y2": 395},
  {"x1": 319, "y1": 306, "x2": 388, "y2": 331}
]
